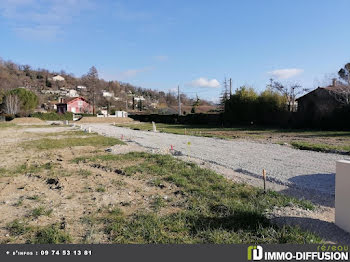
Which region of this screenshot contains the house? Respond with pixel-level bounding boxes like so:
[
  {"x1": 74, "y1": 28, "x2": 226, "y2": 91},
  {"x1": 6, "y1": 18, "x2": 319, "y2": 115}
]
[
  {"x1": 134, "y1": 96, "x2": 145, "y2": 102},
  {"x1": 52, "y1": 75, "x2": 65, "y2": 81},
  {"x1": 296, "y1": 79, "x2": 350, "y2": 120},
  {"x1": 115, "y1": 111, "x2": 128, "y2": 118},
  {"x1": 56, "y1": 97, "x2": 92, "y2": 114},
  {"x1": 97, "y1": 110, "x2": 128, "y2": 118},
  {"x1": 77, "y1": 85, "x2": 87, "y2": 90},
  {"x1": 102, "y1": 91, "x2": 114, "y2": 97},
  {"x1": 67, "y1": 89, "x2": 79, "y2": 97}
]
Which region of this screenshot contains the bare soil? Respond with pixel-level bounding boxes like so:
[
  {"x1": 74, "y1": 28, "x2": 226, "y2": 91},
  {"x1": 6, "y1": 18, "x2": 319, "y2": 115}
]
[
  {"x1": 1, "y1": 124, "x2": 349, "y2": 244},
  {"x1": 0, "y1": 126, "x2": 183, "y2": 243},
  {"x1": 10, "y1": 117, "x2": 46, "y2": 125}
]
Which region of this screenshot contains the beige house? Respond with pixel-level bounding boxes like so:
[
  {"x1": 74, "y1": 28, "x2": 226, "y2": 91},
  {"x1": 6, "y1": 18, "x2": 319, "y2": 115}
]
[{"x1": 52, "y1": 75, "x2": 65, "y2": 81}]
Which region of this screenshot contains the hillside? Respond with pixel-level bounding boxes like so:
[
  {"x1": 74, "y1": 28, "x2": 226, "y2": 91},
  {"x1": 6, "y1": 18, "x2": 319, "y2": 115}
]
[{"x1": 0, "y1": 58, "x2": 216, "y2": 114}]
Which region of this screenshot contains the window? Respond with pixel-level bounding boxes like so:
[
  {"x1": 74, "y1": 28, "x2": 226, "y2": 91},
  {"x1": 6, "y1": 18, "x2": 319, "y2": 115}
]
[{"x1": 78, "y1": 101, "x2": 83, "y2": 106}]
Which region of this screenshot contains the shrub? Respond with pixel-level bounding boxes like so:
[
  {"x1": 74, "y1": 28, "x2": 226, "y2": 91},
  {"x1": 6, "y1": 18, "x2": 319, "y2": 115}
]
[{"x1": 224, "y1": 87, "x2": 287, "y2": 125}]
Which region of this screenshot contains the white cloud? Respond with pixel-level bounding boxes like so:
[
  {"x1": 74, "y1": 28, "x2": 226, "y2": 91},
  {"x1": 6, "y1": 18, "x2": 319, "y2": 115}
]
[
  {"x1": 268, "y1": 68, "x2": 304, "y2": 79},
  {"x1": 189, "y1": 77, "x2": 220, "y2": 88},
  {"x1": 0, "y1": 0, "x2": 93, "y2": 40}
]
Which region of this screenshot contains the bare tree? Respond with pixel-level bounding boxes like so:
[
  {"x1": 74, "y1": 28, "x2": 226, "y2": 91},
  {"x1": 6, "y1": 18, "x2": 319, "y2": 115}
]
[
  {"x1": 269, "y1": 79, "x2": 309, "y2": 112},
  {"x1": 4, "y1": 94, "x2": 19, "y2": 115},
  {"x1": 219, "y1": 78, "x2": 229, "y2": 111},
  {"x1": 326, "y1": 80, "x2": 350, "y2": 105},
  {"x1": 329, "y1": 88, "x2": 350, "y2": 105},
  {"x1": 82, "y1": 66, "x2": 99, "y2": 114}
]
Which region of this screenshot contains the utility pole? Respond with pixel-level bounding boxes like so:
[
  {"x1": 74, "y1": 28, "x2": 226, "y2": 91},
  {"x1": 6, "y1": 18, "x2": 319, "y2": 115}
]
[
  {"x1": 125, "y1": 86, "x2": 128, "y2": 110},
  {"x1": 178, "y1": 85, "x2": 181, "y2": 116},
  {"x1": 229, "y1": 78, "x2": 232, "y2": 97},
  {"x1": 92, "y1": 84, "x2": 96, "y2": 115}
]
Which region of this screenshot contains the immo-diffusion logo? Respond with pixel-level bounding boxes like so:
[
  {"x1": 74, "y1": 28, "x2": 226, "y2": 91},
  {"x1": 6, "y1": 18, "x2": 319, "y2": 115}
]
[
  {"x1": 247, "y1": 245, "x2": 263, "y2": 261},
  {"x1": 247, "y1": 245, "x2": 349, "y2": 261}
]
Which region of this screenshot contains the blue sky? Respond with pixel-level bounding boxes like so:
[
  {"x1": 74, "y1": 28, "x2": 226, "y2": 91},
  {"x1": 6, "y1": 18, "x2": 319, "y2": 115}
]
[{"x1": 0, "y1": 0, "x2": 349, "y2": 102}]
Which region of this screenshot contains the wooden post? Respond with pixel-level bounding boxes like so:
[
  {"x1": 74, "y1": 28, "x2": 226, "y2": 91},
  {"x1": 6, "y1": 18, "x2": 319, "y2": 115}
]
[{"x1": 262, "y1": 169, "x2": 267, "y2": 193}]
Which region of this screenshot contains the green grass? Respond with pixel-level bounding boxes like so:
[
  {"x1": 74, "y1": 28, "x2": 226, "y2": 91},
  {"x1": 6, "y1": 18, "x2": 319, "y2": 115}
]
[
  {"x1": 290, "y1": 141, "x2": 350, "y2": 154},
  {"x1": 7, "y1": 220, "x2": 71, "y2": 244},
  {"x1": 151, "y1": 195, "x2": 166, "y2": 211},
  {"x1": 14, "y1": 198, "x2": 24, "y2": 207},
  {"x1": 117, "y1": 122, "x2": 350, "y2": 139},
  {"x1": 96, "y1": 186, "x2": 106, "y2": 192},
  {"x1": 31, "y1": 112, "x2": 73, "y2": 121},
  {"x1": 112, "y1": 179, "x2": 127, "y2": 188},
  {"x1": 39, "y1": 130, "x2": 95, "y2": 137},
  {"x1": 15, "y1": 162, "x2": 56, "y2": 174},
  {"x1": 30, "y1": 224, "x2": 72, "y2": 244},
  {"x1": 0, "y1": 123, "x2": 16, "y2": 129},
  {"x1": 77, "y1": 169, "x2": 93, "y2": 178},
  {"x1": 76, "y1": 152, "x2": 319, "y2": 244},
  {"x1": 31, "y1": 206, "x2": 53, "y2": 218},
  {"x1": 21, "y1": 135, "x2": 125, "y2": 150},
  {"x1": 7, "y1": 220, "x2": 32, "y2": 236},
  {"x1": 0, "y1": 162, "x2": 57, "y2": 177}
]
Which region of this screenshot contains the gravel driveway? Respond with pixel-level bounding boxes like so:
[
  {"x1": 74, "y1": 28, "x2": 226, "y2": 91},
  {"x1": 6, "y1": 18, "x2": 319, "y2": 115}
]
[{"x1": 81, "y1": 123, "x2": 346, "y2": 197}]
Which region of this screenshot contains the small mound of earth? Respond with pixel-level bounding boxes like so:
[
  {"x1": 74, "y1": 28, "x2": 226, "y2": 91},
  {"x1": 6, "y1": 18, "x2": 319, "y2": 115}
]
[
  {"x1": 11, "y1": 117, "x2": 46, "y2": 125},
  {"x1": 77, "y1": 117, "x2": 133, "y2": 124}
]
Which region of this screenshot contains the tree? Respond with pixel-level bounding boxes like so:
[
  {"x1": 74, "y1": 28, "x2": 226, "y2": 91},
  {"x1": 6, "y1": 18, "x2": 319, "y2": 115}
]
[
  {"x1": 83, "y1": 66, "x2": 99, "y2": 114},
  {"x1": 224, "y1": 86, "x2": 258, "y2": 123},
  {"x1": 3, "y1": 94, "x2": 19, "y2": 115},
  {"x1": 191, "y1": 94, "x2": 200, "y2": 113},
  {"x1": 327, "y1": 80, "x2": 350, "y2": 105},
  {"x1": 258, "y1": 89, "x2": 287, "y2": 113},
  {"x1": 269, "y1": 79, "x2": 309, "y2": 112},
  {"x1": 338, "y1": 63, "x2": 350, "y2": 84},
  {"x1": 7, "y1": 88, "x2": 38, "y2": 115}
]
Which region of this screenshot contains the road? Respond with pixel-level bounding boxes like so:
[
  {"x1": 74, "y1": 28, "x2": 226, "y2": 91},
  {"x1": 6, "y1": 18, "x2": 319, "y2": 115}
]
[{"x1": 81, "y1": 123, "x2": 345, "y2": 196}]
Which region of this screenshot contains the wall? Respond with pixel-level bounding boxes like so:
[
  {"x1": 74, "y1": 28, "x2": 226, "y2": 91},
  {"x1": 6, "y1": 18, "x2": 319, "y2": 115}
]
[{"x1": 335, "y1": 160, "x2": 350, "y2": 233}]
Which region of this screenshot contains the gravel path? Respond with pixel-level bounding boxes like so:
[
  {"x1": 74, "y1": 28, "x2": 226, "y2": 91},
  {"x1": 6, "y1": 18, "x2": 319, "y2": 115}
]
[{"x1": 81, "y1": 124, "x2": 346, "y2": 197}]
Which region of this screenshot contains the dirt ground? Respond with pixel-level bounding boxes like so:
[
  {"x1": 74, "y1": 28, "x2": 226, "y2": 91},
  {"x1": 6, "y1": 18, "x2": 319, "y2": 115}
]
[
  {"x1": 0, "y1": 124, "x2": 349, "y2": 244},
  {"x1": 10, "y1": 117, "x2": 46, "y2": 125},
  {"x1": 0, "y1": 125, "x2": 183, "y2": 243}
]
